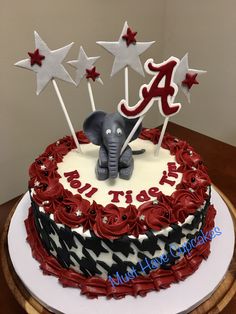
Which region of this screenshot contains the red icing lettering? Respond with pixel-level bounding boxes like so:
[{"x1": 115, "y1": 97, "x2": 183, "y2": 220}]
[
  {"x1": 167, "y1": 162, "x2": 178, "y2": 179},
  {"x1": 118, "y1": 57, "x2": 181, "y2": 119},
  {"x1": 167, "y1": 162, "x2": 178, "y2": 178},
  {"x1": 136, "y1": 190, "x2": 151, "y2": 202},
  {"x1": 77, "y1": 183, "x2": 91, "y2": 194},
  {"x1": 159, "y1": 171, "x2": 175, "y2": 186},
  {"x1": 108, "y1": 191, "x2": 124, "y2": 203},
  {"x1": 148, "y1": 187, "x2": 160, "y2": 197},
  {"x1": 64, "y1": 170, "x2": 98, "y2": 198},
  {"x1": 125, "y1": 190, "x2": 133, "y2": 204},
  {"x1": 167, "y1": 162, "x2": 177, "y2": 171},
  {"x1": 70, "y1": 180, "x2": 81, "y2": 189},
  {"x1": 168, "y1": 171, "x2": 178, "y2": 179},
  {"x1": 85, "y1": 187, "x2": 98, "y2": 198},
  {"x1": 64, "y1": 170, "x2": 80, "y2": 182}
]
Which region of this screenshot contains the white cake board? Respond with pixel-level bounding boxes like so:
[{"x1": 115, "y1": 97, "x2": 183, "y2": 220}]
[{"x1": 8, "y1": 187, "x2": 235, "y2": 314}]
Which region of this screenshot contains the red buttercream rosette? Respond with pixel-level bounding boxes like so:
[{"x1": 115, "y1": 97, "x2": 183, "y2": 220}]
[
  {"x1": 156, "y1": 192, "x2": 173, "y2": 206},
  {"x1": 93, "y1": 204, "x2": 131, "y2": 239},
  {"x1": 29, "y1": 156, "x2": 60, "y2": 182},
  {"x1": 33, "y1": 178, "x2": 68, "y2": 213},
  {"x1": 177, "y1": 169, "x2": 211, "y2": 191},
  {"x1": 171, "y1": 189, "x2": 205, "y2": 222},
  {"x1": 175, "y1": 148, "x2": 207, "y2": 172},
  {"x1": 161, "y1": 133, "x2": 190, "y2": 155},
  {"x1": 139, "y1": 128, "x2": 161, "y2": 144},
  {"x1": 138, "y1": 199, "x2": 176, "y2": 231},
  {"x1": 79, "y1": 201, "x2": 102, "y2": 232},
  {"x1": 54, "y1": 198, "x2": 100, "y2": 232},
  {"x1": 44, "y1": 136, "x2": 76, "y2": 162},
  {"x1": 120, "y1": 204, "x2": 147, "y2": 237},
  {"x1": 53, "y1": 194, "x2": 89, "y2": 228}
]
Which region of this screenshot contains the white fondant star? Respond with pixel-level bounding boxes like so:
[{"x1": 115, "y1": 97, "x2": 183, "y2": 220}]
[
  {"x1": 97, "y1": 21, "x2": 155, "y2": 77},
  {"x1": 174, "y1": 53, "x2": 206, "y2": 103},
  {"x1": 67, "y1": 46, "x2": 103, "y2": 86},
  {"x1": 15, "y1": 31, "x2": 75, "y2": 95}
]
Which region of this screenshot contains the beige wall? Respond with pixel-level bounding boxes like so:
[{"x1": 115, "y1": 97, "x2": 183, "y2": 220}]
[
  {"x1": 1, "y1": 0, "x2": 235, "y2": 204},
  {"x1": 162, "y1": 0, "x2": 236, "y2": 147}
]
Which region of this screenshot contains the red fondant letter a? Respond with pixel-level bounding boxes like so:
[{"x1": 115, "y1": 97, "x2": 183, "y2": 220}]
[{"x1": 118, "y1": 57, "x2": 181, "y2": 119}]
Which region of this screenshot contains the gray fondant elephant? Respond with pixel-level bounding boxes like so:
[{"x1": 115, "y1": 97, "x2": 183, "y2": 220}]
[{"x1": 83, "y1": 111, "x2": 142, "y2": 180}]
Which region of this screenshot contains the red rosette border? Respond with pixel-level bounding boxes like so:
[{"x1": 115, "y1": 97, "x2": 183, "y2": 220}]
[
  {"x1": 139, "y1": 127, "x2": 161, "y2": 144},
  {"x1": 24, "y1": 203, "x2": 216, "y2": 299},
  {"x1": 29, "y1": 128, "x2": 212, "y2": 239}
]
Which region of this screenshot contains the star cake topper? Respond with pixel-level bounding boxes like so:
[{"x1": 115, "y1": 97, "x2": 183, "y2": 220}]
[
  {"x1": 174, "y1": 53, "x2": 206, "y2": 103},
  {"x1": 68, "y1": 46, "x2": 103, "y2": 86},
  {"x1": 15, "y1": 31, "x2": 75, "y2": 95},
  {"x1": 97, "y1": 21, "x2": 155, "y2": 76}
]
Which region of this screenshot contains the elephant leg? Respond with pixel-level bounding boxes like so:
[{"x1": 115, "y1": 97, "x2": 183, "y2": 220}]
[
  {"x1": 119, "y1": 158, "x2": 134, "y2": 180},
  {"x1": 96, "y1": 160, "x2": 109, "y2": 180},
  {"x1": 119, "y1": 146, "x2": 132, "y2": 168}
]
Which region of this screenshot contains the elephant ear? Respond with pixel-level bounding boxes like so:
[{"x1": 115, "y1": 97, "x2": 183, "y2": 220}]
[
  {"x1": 83, "y1": 111, "x2": 106, "y2": 145},
  {"x1": 124, "y1": 116, "x2": 142, "y2": 142}
]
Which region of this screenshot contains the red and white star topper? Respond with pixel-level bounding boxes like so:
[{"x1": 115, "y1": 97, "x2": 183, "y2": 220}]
[
  {"x1": 97, "y1": 21, "x2": 155, "y2": 105},
  {"x1": 68, "y1": 46, "x2": 103, "y2": 112},
  {"x1": 15, "y1": 31, "x2": 82, "y2": 153},
  {"x1": 174, "y1": 53, "x2": 206, "y2": 103},
  {"x1": 118, "y1": 56, "x2": 181, "y2": 156}
]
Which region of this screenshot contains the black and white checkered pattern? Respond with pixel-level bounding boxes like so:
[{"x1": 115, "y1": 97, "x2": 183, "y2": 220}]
[{"x1": 31, "y1": 194, "x2": 209, "y2": 279}]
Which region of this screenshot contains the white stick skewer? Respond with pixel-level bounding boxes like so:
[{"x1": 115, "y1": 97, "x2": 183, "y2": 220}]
[
  {"x1": 52, "y1": 79, "x2": 82, "y2": 153},
  {"x1": 120, "y1": 115, "x2": 144, "y2": 155},
  {"x1": 120, "y1": 66, "x2": 131, "y2": 155},
  {"x1": 87, "y1": 81, "x2": 96, "y2": 112},
  {"x1": 125, "y1": 66, "x2": 129, "y2": 105},
  {"x1": 154, "y1": 116, "x2": 169, "y2": 157}
]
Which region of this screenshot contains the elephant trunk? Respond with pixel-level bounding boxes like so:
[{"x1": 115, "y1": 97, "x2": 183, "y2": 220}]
[{"x1": 108, "y1": 143, "x2": 121, "y2": 179}]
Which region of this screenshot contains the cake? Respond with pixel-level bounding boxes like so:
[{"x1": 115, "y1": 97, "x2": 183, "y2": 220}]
[
  {"x1": 15, "y1": 23, "x2": 216, "y2": 300},
  {"x1": 25, "y1": 125, "x2": 217, "y2": 299}
]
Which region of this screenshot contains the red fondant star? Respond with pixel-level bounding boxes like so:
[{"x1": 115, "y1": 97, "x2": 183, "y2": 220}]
[
  {"x1": 28, "y1": 49, "x2": 45, "y2": 66},
  {"x1": 122, "y1": 27, "x2": 137, "y2": 46},
  {"x1": 182, "y1": 73, "x2": 199, "y2": 89},
  {"x1": 86, "y1": 67, "x2": 100, "y2": 81}
]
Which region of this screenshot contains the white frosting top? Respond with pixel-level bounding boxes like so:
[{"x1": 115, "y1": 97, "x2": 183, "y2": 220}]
[{"x1": 57, "y1": 139, "x2": 182, "y2": 207}]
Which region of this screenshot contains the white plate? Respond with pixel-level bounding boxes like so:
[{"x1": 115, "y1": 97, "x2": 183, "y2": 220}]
[{"x1": 8, "y1": 187, "x2": 235, "y2": 314}]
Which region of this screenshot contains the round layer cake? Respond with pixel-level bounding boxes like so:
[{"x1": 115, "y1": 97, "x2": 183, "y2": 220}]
[{"x1": 25, "y1": 127, "x2": 216, "y2": 298}]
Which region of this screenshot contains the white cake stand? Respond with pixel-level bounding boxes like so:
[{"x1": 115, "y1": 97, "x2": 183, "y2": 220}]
[{"x1": 6, "y1": 187, "x2": 235, "y2": 314}]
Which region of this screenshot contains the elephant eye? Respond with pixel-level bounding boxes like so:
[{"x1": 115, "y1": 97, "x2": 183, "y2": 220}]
[
  {"x1": 106, "y1": 128, "x2": 112, "y2": 135},
  {"x1": 116, "y1": 128, "x2": 123, "y2": 135}
]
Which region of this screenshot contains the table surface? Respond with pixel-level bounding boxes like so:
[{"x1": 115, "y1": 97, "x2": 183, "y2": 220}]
[{"x1": 1, "y1": 122, "x2": 236, "y2": 314}]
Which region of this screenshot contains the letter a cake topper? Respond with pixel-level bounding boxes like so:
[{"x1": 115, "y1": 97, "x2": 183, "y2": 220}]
[{"x1": 118, "y1": 56, "x2": 181, "y2": 156}]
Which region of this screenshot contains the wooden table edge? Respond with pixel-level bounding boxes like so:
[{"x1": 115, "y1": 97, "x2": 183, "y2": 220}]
[
  {"x1": 1, "y1": 187, "x2": 235, "y2": 314},
  {"x1": 0, "y1": 197, "x2": 49, "y2": 314}
]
